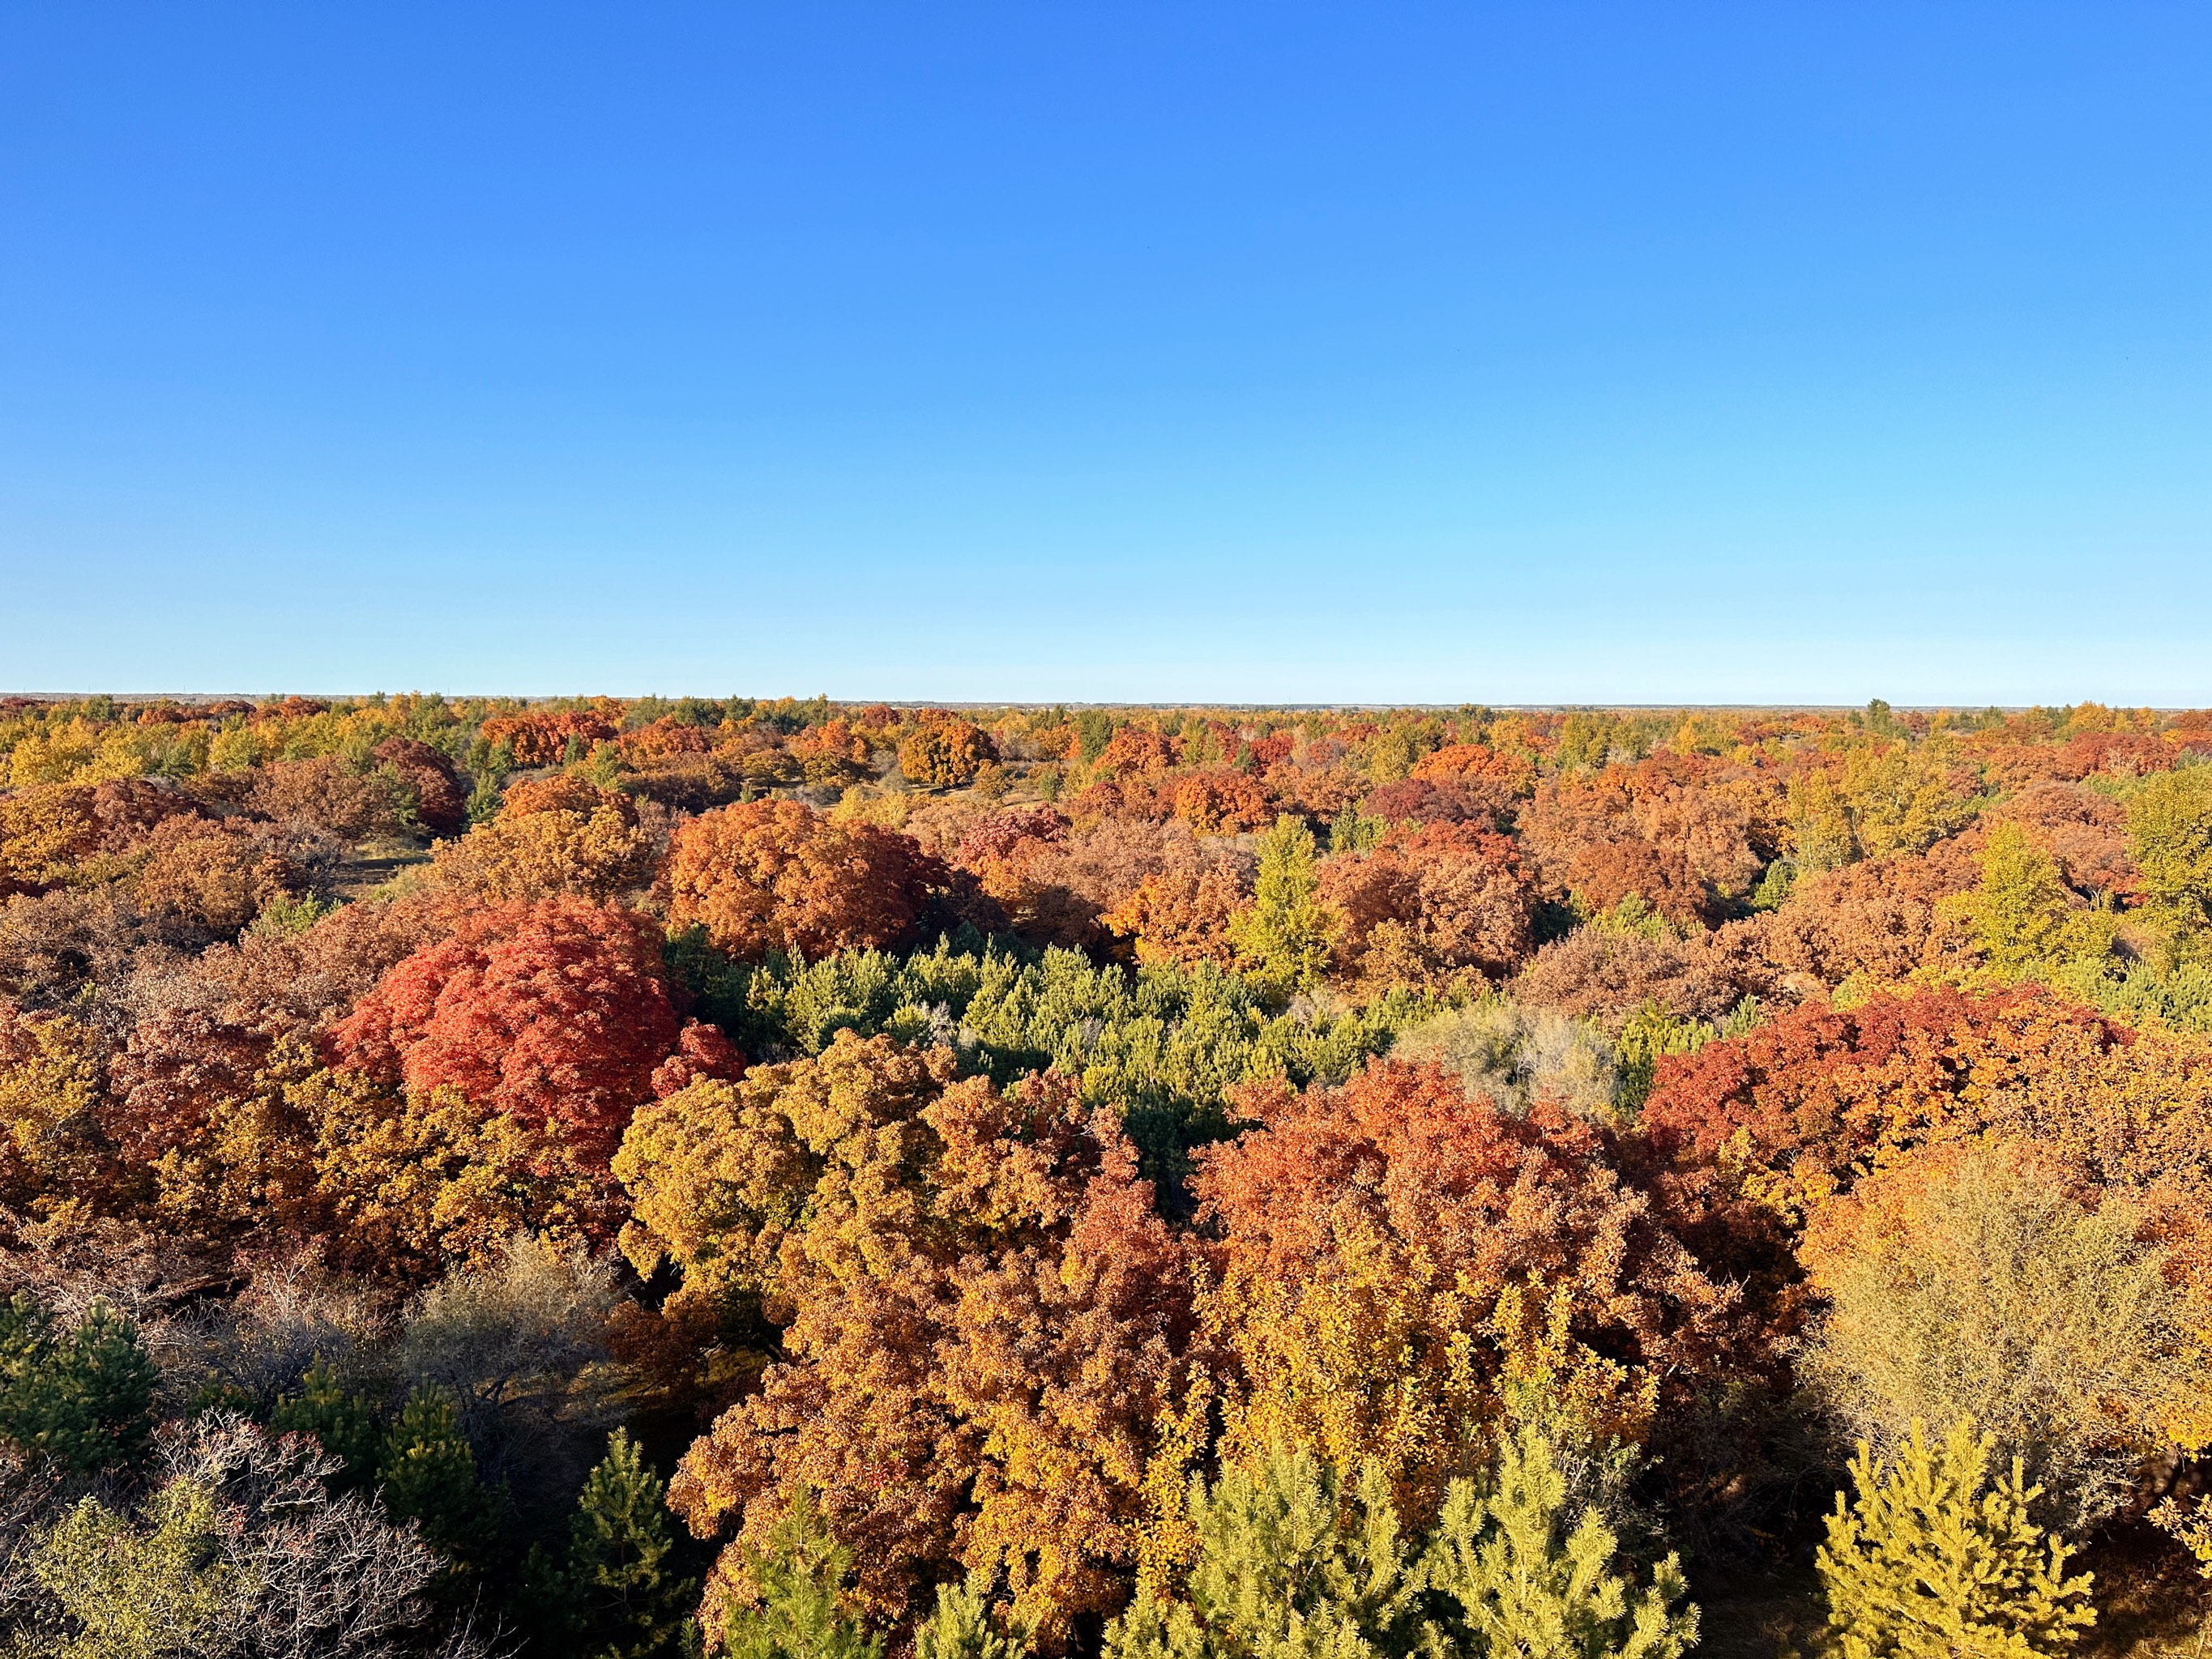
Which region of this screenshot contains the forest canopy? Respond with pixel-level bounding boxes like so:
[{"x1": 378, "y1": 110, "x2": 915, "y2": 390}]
[{"x1": 1, "y1": 690, "x2": 2210, "y2": 1656}]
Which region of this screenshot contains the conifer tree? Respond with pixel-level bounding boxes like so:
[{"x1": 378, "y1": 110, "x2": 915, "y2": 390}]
[
  {"x1": 378, "y1": 1384, "x2": 500, "y2": 1587},
  {"x1": 722, "y1": 1494, "x2": 883, "y2": 1659},
  {"x1": 553, "y1": 1429, "x2": 699, "y2": 1659},
  {"x1": 1228, "y1": 817, "x2": 1336, "y2": 1000},
  {"x1": 1422, "y1": 1422, "x2": 1697, "y2": 1659},
  {"x1": 0, "y1": 1294, "x2": 157, "y2": 1476},
  {"x1": 916, "y1": 1581, "x2": 1027, "y2": 1659},
  {"x1": 1105, "y1": 1446, "x2": 1427, "y2": 1659},
  {"x1": 1817, "y1": 1421, "x2": 2095, "y2": 1659},
  {"x1": 270, "y1": 1355, "x2": 378, "y2": 1490}
]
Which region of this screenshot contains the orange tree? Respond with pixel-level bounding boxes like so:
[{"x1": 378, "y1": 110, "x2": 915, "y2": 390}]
[
  {"x1": 614, "y1": 1032, "x2": 1195, "y2": 1648},
  {"x1": 664, "y1": 799, "x2": 945, "y2": 960}
]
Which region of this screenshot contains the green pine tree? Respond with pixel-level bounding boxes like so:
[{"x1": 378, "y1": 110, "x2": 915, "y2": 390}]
[
  {"x1": 0, "y1": 1294, "x2": 157, "y2": 1476},
  {"x1": 1817, "y1": 1420, "x2": 2096, "y2": 1659},
  {"x1": 1227, "y1": 817, "x2": 1336, "y2": 1001},
  {"x1": 271, "y1": 1356, "x2": 379, "y2": 1489},
  {"x1": 551, "y1": 1429, "x2": 700, "y2": 1659},
  {"x1": 916, "y1": 1581, "x2": 1026, "y2": 1659},
  {"x1": 1422, "y1": 1421, "x2": 1697, "y2": 1659},
  {"x1": 1105, "y1": 1446, "x2": 1427, "y2": 1659},
  {"x1": 378, "y1": 1384, "x2": 501, "y2": 1588},
  {"x1": 722, "y1": 1493, "x2": 883, "y2": 1659}
]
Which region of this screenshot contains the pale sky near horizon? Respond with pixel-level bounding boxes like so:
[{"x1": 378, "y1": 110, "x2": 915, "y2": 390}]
[{"x1": 2, "y1": 4, "x2": 2208, "y2": 706}]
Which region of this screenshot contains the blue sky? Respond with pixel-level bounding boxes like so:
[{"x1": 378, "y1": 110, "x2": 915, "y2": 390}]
[{"x1": 2, "y1": 3, "x2": 2207, "y2": 704}]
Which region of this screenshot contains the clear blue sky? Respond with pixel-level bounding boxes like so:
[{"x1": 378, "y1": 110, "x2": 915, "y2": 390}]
[{"x1": 2, "y1": 4, "x2": 2207, "y2": 705}]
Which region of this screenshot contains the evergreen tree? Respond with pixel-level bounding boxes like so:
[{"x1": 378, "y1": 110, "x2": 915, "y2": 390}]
[
  {"x1": 1105, "y1": 1446, "x2": 1427, "y2": 1659},
  {"x1": 0, "y1": 1294, "x2": 157, "y2": 1476},
  {"x1": 549, "y1": 1429, "x2": 699, "y2": 1659},
  {"x1": 270, "y1": 1355, "x2": 379, "y2": 1490},
  {"x1": 1228, "y1": 817, "x2": 1336, "y2": 1001},
  {"x1": 1421, "y1": 1421, "x2": 1697, "y2": 1659},
  {"x1": 916, "y1": 1581, "x2": 1026, "y2": 1659},
  {"x1": 378, "y1": 1384, "x2": 501, "y2": 1587},
  {"x1": 1817, "y1": 1420, "x2": 2095, "y2": 1659},
  {"x1": 30, "y1": 1478, "x2": 233, "y2": 1659},
  {"x1": 722, "y1": 1494, "x2": 883, "y2": 1659}
]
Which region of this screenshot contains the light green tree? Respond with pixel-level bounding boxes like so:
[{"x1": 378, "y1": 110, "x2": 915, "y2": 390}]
[
  {"x1": 30, "y1": 1479, "x2": 235, "y2": 1659},
  {"x1": 1816, "y1": 1421, "x2": 2095, "y2": 1659},
  {"x1": 722, "y1": 1494, "x2": 884, "y2": 1659},
  {"x1": 549, "y1": 1429, "x2": 698, "y2": 1659},
  {"x1": 1104, "y1": 1446, "x2": 1428, "y2": 1659},
  {"x1": 1421, "y1": 1422, "x2": 1697, "y2": 1659},
  {"x1": 916, "y1": 1580, "x2": 1027, "y2": 1659},
  {"x1": 1228, "y1": 817, "x2": 1337, "y2": 1001},
  {"x1": 2128, "y1": 766, "x2": 2212, "y2": 949}
]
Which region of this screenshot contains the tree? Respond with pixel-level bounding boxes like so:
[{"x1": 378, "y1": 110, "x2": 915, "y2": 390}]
[
  {"x1": 1190, "y1": 1059, "x2": 1738, "y2": 1523},
  {"x1": 664, "y1": 800, "x2": 945, "y2": 961},
  {"x1": 916, "y1": 1583, "x2": 1027, "y2": 1659},
  {"x1": 545, "y1": 1430, "x2": 698, "y2": 1659},
  {"x1": 374, "y1": 736, "x2": 470, "y2": 838},
  {"x1": 2128, "y1": 766, "x2": 2212, "y2": 944},
  {"x1": 24, "y1": 1413, "x2": 497, "y2": 1659},
  {"x1": 1104, "y1": 1447, "x2": 1428, "y2": 1659},
  {"x1": 1422, "y1": 1422, "x2": 1697, "y2": 1659},
  {"x1": 633, "y1": 1034, "x2": 1196, "y2": 1644},
  {"x1": 1227, "y1": 817, "x2": 1335, "y2": 1000},
  {"x1": 0, "y1": 1295, "x2": 157, "y2": 1476},
  {"x1": 1817, "y1": 1422, "x2": 2095, "y2": 1659},
  {"x1": 721, "y1": 1494, "x2": 884, "y2": 1659},
  {"x1": 271, "y1": 1355, "x2": 380, "y2": 1488},
  {"x1": 1800, "y1": 1143, "x2": 2199, "y2": 1531},
  {"x1": 900, "y1": 719, "x2": 998, "y2": 791},
  {"x1": 378, "y1": 1385, "x2": 502, "y2": 1588},
  {"x1": 31, "y1": 1478, "x2": 235, "y2": 1659},
  {"x1": 429, "y1": 778, "x2": 657, "y2": 902},
  {"x1": 329, "y1": 896, "x2": 682, "y2": 1167}
]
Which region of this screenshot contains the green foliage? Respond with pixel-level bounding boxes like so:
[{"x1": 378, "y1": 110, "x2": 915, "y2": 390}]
[
  {"x1": 1227, "y1": 817, "x2": 1337, "y2": 1002},
  {"x1": 2127, "y1": 765, "x2": 2212, "y2": 946},
  {"x1": 378, "y1": 1384, "x2": 500, "y2": 1584},
  {"x1": 1612, "y1": 997, "x2": 1761, "y2": 1113},
  {"x1": 548, "y1": 1429, "x2": 699, "y2": 1659},
  {"x1": 1817, "y1": 1421, "x2": 2095, "y2": 1659},
  {"x1": 1075, "y1": 710, "x2": 1115, "y2": 765},
  {"x1": 1749, "y1": 859, "x2": 1795, "y2": 911},
  {"x1": 30, "y1": 1478, "x2": 234, "y2": 1659},
  {"x1": 916, "y1": 1581, "x2": 1027, "y2": 1659},
  {"x1": 722, "y1": 1494, "x2": 884, "y2": 1659},
  {"x1": 671, "y1": 936, "x2": 1433, "y2": 1181},
  {"x1": 1423, "y1": 1422, "x2": 1697, "y2": 1659},
  {"x1": 1105, "y1": 1447, "x2": 1428, "y2": 1659},
  {"x1": 0, "y1": 1295, "x2": 157, "y2": 1476},
  {"x1": 269, "y1": 1356, "x2": 378, "y2": 1489},
  {"x1": 1330, "y1": 805, "x2": 1387, "y2": 855}
]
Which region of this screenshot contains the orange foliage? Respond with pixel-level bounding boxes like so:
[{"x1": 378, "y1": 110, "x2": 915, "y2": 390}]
[
  {"x1": 1191, "y1": 1058, "x2": 1744, "y2": 1517},
  {"x1": 1170, "y1": 769, "x2": 1273, "y2": 834},
  {"x1": 625, "y1": 1034, "x2": 1194, "y2": 1644},
  {"x1": 1318, "y1": 821, "x2": 1535, "y2": 988},
  {"x1": 664, "y1": 799, "x2": 944, "y2": 960}
]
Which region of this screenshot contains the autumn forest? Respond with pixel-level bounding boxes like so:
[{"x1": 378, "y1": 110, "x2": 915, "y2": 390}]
[{"x1": 2, "y1": 692, "x2": 2210, "y2": 1657}]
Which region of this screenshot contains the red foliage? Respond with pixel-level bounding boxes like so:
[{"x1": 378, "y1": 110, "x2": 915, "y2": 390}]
[{"x1": 328, "y1": 896, "x2": 681, "y2": 1166}]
